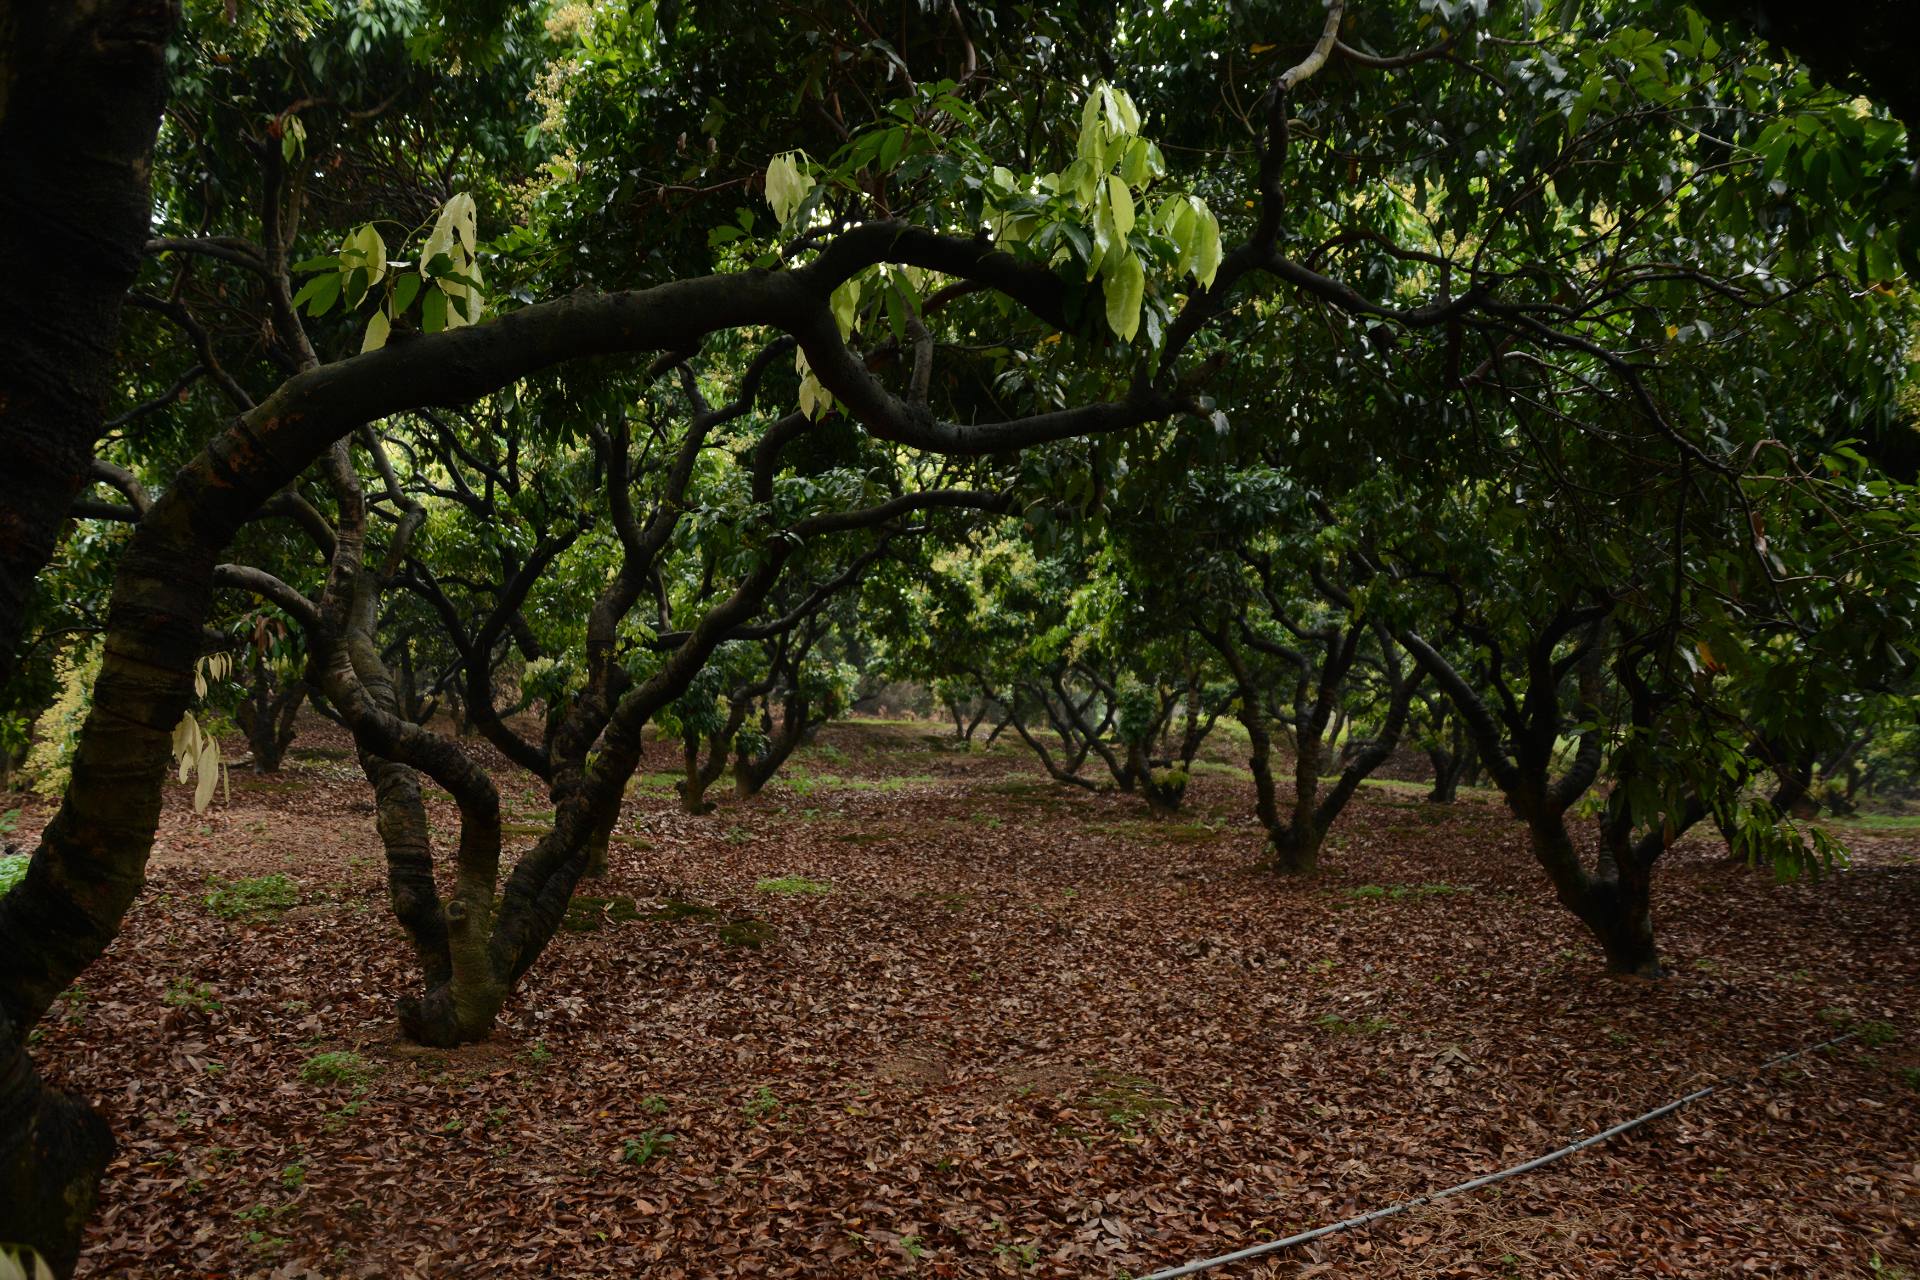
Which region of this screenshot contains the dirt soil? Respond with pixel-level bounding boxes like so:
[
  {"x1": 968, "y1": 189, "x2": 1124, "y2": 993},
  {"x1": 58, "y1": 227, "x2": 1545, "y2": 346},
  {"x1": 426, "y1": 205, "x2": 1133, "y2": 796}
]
[{"x1": 17, "y1": 717, "x2": 1920, "y2": 1278}]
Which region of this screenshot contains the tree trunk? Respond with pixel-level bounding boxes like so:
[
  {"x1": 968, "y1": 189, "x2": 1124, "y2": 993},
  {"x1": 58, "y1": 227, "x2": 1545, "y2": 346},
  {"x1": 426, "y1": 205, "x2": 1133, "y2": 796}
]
[
  {"x1": 1583, "y1": 874, "x2": 1663, "y2": 977},
  {"x1": 1128, "y1": 741, "x2": 1187, "y2": 815},
  {"x1": 677, "y1": 727, "x2": 730, "y2": 815},
  {"x1": 0, "y1": 1018, "x2": 113, "y2": 1279},
  {"x1": 360, "y1": 749, "x2": 451, "y2": 991},
  {"x1": 0, "y1": 1, "x2": 174, "y2": 691},
  {"x1": 0, "y1": 5, "x2": 175, "y2": 1259},
  {"x1": 1267, "y1": 824, "x2": 1323, "y2": 876},
  {"x1": 1529, "y1": 819, "x2": 1665, "y2": 978},
  {"x1": 1426, "y1": 748, "x2": 1461, "y2": 804},
  {"x1": 582, "y1": 804, "x2": 617, "y2": 878},
  {"x1": 246, "y1": 678, "x2": 305, "y2": 773}
]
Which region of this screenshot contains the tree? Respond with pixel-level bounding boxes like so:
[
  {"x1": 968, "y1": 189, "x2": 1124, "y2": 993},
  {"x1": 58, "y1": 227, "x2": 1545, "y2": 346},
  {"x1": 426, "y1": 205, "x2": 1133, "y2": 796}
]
[{"x1": 7, "y1": 3, "x2": 1920, "y2": 1267}]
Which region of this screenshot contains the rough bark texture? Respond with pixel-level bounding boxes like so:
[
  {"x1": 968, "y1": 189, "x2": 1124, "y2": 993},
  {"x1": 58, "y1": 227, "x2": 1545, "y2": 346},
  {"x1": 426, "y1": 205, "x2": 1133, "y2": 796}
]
[
  {"x1": 0, "y1": 0, "x2": 175, "y2": 684},
  {"x1": 0, "y1": 3, "x2": 177, "y2": 1269},
  {"x1": 581, "y1": 806, "x2": 617, "y2": 879}
]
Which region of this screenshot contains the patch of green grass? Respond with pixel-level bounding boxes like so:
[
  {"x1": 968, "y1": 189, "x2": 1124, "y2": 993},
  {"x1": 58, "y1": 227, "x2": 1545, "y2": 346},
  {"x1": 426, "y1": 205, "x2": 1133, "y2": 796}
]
[
  {"x1": 1828, "y1": 812, "x2": 1920, "y2": 831},
  {"x1": 204, "y1": 874, "x2": 298, "y2": 920},
  {"x1": 979, "y1": 778, "x2": 1053, "y2": 799},
  {"x1": 650, "y1": 897, "x2": 720, "y2": 922},
  {"x1": 755, "y1": 875, "x2": 832, "y2": 896},
  {"x1": 1344, "y1": 883, "x2": 1471, "y2": 901},
  {"x1": 743, "y1": 1085, "x2": 782, "y2": 1123},
  {"x1": 717, "y1": 918, "x2": 777, "y2": 948},
  {"x1": 1361, "y1": 776, "x2": 1494, "y2": 800},
  {"x1": 1315, "y1": 1012, "x2": 1394, "y2": 1036},
  {"x1": 299, "y1": 1051, "x2": 375, "y2": 1090},
  {"x1": 783, "y1": 769, "x2": 932, "y2": 797},
  {"x1": 1855, "y1": 1019, "x2": 1900, "y2": 1049},
  {"x1": 1822, "y1": 1010, "x2": 1902, "y2": 1049},
  {"x1": 561, "y1": 895, "x2": 644, "y2": 933},
  {"x1": 162, "y1": 977, "x2": 221, "y2": 1014},
  {"x1": 1185, "y1": 760, "x2": 1252, "y2": 780},
  {"x1": 1098, "y1": 820, "x2": 1219, "y2": 844},
  {"x1": 629, "y1": 772, "x2": 683, "y2": 793},
  {"x1": 1080, "y1": 1071, "x2": 1176, "y2": 1135},
  {"x1": 524, "y1": 1041, "x2": 553, "y2": 1067}
]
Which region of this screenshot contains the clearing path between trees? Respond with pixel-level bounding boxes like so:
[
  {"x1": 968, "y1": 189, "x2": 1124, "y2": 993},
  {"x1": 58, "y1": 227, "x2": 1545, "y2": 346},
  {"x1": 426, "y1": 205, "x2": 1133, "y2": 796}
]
[{"x1": 24, "y1": 718, "x2": 1920, "y2": 1278}]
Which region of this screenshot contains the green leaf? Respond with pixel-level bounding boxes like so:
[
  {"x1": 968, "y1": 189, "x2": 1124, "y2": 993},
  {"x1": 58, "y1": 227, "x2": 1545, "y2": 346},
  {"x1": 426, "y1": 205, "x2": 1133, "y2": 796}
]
[
  {"x1": 391, "y1": 273, "x2": 422, "y2": 316},
  {"x1": 1103, "y1": 249, "x2": 1145, "y2": 343},
  {"x1": 1190, "y1": 199, "x2": 1222, "y2": 289},
  {"x1": 361, "y1": 308, "x2": 391, "y2": 353},
  {"x1": 296, "y1": 272, "x2": 342, "y2": 318},
  {"x1": 830, "y1": 277, "x2": 862, "y2": 340},
  {"x1": 341, "y1": 224, "x2": 388, "y2": 288},
  {"x1": 421, "y1": 287, "x2": 448, "y2": 334},
  {"x1": 1107, "y1": 175, "x2": 1135, "y2": 238}
]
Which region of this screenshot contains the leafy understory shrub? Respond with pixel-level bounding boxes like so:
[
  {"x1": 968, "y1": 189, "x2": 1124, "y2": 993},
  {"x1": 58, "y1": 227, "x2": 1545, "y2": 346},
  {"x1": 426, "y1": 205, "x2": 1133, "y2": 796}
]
[
  {"x1": 1821, "y1": 1008, "x2": 1902, "y2": 1050},
  {"x1": 742, "y1": 1086, "x2": 782, "y2": 1123},
  {"x1": 299, "y1": 1051, "x2": 375, "y2": 1089},
  {"x1": 24, "y1": 638, "x2": 101, "y2": 796},
  {"x1": 0, "y1": 854, "x2": 26, "y2": 896},
  {"x1": 620, "y1": 1129, "x2": 677, "y2": 1166},
  {"x1": 754, "y1": 875, "x2": 832, "y2": 896},
  {"x1": 204, "y1": 874, "x2": 298, "y2": 920},
  {"x1": 161, "y1": 978, "x2": 221, "y2": 1014}
]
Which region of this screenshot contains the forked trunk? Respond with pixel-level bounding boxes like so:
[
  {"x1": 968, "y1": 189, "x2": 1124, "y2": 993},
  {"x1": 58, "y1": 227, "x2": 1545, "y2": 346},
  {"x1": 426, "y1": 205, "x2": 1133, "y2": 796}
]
[
  {"x1": 1127, "y1": 742, "x2": 1187, "y2": 815},
  {"x1": 677, "y1": 728, "x2": 729, "y2": 814},
  {"x1": 1426, "y1": 747, "x2": 1463, "y2": 804},
  {"x1": 1529, "y1": 819, "x2": 1665, "y2": 978},
  {"x1": 1266, "y1": 823, "x2": 1323, "y2": 875},
  {"x1": 246, "y1": 679, "x2": 305, "y2": 773}
]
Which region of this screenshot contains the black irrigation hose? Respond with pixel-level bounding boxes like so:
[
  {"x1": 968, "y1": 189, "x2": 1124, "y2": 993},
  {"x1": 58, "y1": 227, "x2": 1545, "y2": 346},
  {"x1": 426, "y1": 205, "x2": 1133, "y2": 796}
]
[{"x1": 1141, "y1": 1031, "x2": 1858, "y2": 1279}]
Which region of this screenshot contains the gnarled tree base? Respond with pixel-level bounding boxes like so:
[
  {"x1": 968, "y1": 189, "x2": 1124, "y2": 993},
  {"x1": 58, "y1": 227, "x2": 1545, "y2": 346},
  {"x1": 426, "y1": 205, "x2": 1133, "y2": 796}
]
[{"x1": 0, "y1": 1044, "x2": 114, "y2": 1278}]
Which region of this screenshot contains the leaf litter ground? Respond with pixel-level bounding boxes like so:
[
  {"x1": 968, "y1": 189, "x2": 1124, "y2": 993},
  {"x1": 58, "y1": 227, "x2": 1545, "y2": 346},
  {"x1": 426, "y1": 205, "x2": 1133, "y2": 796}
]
[{"x1": 18, "y1": 719, "x2": 1919, "y2": 1277}]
